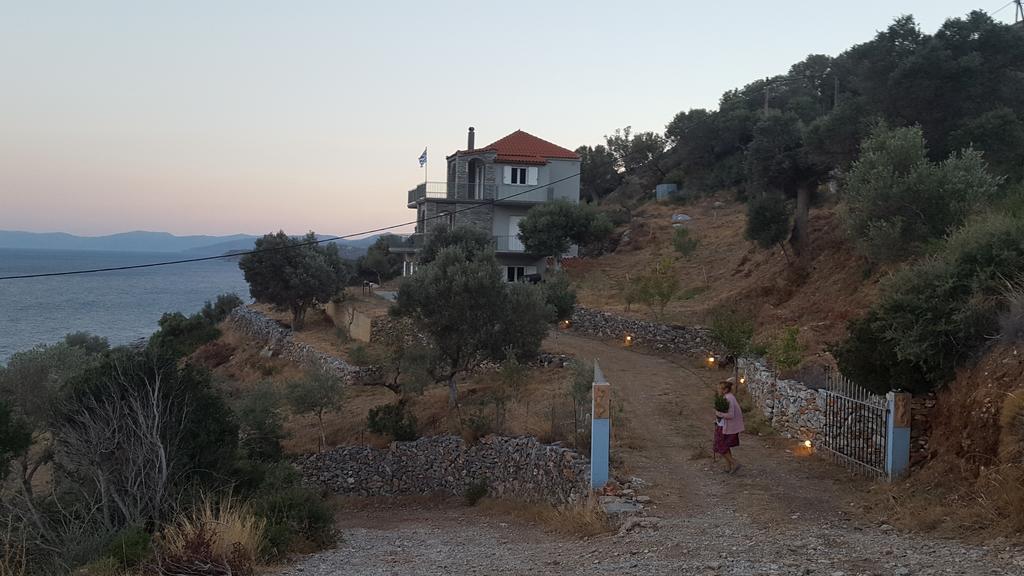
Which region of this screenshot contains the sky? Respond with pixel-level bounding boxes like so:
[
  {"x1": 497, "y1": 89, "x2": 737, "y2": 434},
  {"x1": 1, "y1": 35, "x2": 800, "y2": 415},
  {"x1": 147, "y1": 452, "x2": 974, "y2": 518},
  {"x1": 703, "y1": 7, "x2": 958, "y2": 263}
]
[{"x1": 0, "y1": 1, "x2": 1016, "y2": 237}]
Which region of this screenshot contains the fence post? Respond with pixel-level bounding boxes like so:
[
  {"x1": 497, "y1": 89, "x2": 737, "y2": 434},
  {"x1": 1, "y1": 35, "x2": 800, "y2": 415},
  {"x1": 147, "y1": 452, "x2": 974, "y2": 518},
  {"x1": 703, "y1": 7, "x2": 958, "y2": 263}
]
[
  {"x1": 885, "y1": 391, "x2": 911, "y2": 480},
  {"x1": 591, "y1": 362, "x2": 611, "y2": 490}
]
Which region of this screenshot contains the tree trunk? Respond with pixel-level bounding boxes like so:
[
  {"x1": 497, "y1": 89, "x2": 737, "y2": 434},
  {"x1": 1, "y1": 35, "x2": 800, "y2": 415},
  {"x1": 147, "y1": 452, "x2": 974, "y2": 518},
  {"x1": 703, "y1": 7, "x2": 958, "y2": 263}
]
[
  {"x1": 292, "y1": 305, "x2": 306, "y2": 331},
  {"x1": 790, "y1": 183, "x2": 812, "y2": 259},
  {"x1": 447, "y1": 373, "x2": 459, "y2": 407}
]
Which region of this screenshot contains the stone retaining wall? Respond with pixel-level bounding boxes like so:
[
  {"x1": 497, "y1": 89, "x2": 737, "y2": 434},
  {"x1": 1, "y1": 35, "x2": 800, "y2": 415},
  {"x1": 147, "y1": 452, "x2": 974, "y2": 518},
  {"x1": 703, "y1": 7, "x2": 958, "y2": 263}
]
[
  {"x1": 296, "y1": 435, "x2": 590, "y2": 504},
  {"x1": 226, "y1": 306, "x2": 378, "y2": 384},
  {"x1": 740, "y1": 357, "x2": 828, "y2": 441},
  {"x1": 569, "y1": 307, "x2": 715, "y2": 355}
]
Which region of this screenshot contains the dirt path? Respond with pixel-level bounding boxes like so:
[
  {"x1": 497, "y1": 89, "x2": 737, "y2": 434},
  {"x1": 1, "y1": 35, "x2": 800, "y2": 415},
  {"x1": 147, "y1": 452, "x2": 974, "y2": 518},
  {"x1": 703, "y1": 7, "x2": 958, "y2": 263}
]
[
  {"x1": 273, "y1": 333, "x2": 1024, "y2": 576},
  {"x1": 545, "y1": 332, "x2": 860, "y2": 525}
]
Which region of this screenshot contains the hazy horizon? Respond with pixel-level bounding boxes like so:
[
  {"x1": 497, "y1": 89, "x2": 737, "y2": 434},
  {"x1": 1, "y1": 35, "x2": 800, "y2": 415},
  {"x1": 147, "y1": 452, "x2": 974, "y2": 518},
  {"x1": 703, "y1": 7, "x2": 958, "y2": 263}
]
[{"x1": 1, "y1": 1, "x2": 1010, "y2": 237}]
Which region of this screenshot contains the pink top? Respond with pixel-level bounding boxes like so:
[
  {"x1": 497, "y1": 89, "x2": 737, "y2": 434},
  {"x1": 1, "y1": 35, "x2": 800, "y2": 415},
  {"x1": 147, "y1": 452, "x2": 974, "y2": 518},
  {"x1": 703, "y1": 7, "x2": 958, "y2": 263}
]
[{"x1": 715, "y1": 393, "x2": 745, "y2": 435}]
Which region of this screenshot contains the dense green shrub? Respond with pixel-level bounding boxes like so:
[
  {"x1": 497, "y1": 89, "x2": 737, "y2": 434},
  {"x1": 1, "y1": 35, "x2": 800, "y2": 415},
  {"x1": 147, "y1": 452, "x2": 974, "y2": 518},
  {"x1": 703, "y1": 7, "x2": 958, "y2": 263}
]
[
  {"x1": 102, "y1": 525, "x2": 152, "y2": 569},
  {"x1": 148, "y1": 311, "x2": 221, "y2": 358},
  {"x1": 767, "y1": 326, "x2": 804, "y2": 373},
  {"x1": 671, "y1": 226, "x2": 699, "y2": 256},
  {"x1": 200, "y1": 293, "x2": 244, "y2": 324},
  {"x1": 0, "y1": 400, "x2": 31, "y2": 482},
  {"x1": 367, "y1": 400, "x2": 419, "y2": 441},
  {"x1": 347, "y1": 344, "x2": 377, "y2": 367},
  {"x1": 463, "y1": 480, "x2": 488, "y2": 506},
  {"x1": 236, "y1": 383, "x2": 285, "y2": 463},
  {"x1": 63, "y1": 331, "x2": 110, "y2": 355},
  {"x1": 842, "y1": 124, "x2": 1002, "y2": 262},
  {"x1": 835, "y1": 215, "x2": 1024, "y2": 393},
  {"x1": 541, "y1": 272, "x2": 577, "y2": 322},
  {"x1": 250, "y1": 465, "x2": 335, "y2": 560},
  {"x1": 745, "y1": 196, "x2": 792, "y2": 250}
]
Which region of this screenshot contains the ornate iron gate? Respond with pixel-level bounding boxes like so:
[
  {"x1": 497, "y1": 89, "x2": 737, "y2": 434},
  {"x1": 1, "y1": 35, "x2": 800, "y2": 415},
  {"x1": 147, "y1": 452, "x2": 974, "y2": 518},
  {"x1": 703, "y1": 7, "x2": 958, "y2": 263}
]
[{"x1": 821, "y1": 369, "x2": 889, "y2": 478}]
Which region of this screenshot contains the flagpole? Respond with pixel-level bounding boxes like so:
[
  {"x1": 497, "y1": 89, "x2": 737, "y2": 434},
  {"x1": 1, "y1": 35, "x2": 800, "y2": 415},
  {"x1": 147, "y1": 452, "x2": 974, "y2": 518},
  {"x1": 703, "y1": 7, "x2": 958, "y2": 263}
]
[{"x1": 423, "y1": 147, "x2": 427, "y2": 185}]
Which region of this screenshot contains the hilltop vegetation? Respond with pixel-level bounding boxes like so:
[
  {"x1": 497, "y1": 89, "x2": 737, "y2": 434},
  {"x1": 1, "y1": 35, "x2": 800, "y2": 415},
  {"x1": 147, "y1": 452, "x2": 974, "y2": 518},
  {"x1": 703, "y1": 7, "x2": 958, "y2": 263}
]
[{"x1": 574, "y1": 11, "x2": 1024, "y2": 398}]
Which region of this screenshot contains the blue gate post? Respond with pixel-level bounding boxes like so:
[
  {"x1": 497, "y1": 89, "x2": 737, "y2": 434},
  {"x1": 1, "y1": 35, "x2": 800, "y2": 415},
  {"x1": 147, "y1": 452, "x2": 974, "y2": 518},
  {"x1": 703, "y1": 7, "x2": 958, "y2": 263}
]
[
  {"x1": 885, "y1": 392, "x2": 912, "y2": 480},
  {"x1": 591, "y1": 362, "x2": 611, "y2": 490}
]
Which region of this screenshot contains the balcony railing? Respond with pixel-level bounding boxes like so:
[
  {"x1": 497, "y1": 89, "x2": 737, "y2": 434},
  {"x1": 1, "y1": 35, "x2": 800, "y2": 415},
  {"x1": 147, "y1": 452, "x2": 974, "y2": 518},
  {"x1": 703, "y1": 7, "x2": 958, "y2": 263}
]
[
  {"x1": 493, "y1": 235, "x2": 526, "y2": 253},
  {"x1": 407, "y1": 182, "x2": 450, "y2": 204}
]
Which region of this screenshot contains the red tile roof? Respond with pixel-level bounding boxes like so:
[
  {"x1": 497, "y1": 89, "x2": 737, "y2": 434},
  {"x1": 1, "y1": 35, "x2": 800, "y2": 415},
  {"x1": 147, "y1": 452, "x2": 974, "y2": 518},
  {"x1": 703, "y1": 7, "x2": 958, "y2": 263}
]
[{"x1": 453, "y1": 130, "x2": 580, "y2": 165}]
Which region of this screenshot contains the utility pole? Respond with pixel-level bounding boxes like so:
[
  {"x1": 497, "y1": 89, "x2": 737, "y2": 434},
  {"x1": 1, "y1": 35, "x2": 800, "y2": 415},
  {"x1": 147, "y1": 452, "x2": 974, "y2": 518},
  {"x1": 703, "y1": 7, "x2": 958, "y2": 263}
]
[
  {"x1": 763, "y1": 77, "x2": 771, "y2": 113},
  {"x1": 1016, "y1": 0, "x2": 1023, "y2": 24}
]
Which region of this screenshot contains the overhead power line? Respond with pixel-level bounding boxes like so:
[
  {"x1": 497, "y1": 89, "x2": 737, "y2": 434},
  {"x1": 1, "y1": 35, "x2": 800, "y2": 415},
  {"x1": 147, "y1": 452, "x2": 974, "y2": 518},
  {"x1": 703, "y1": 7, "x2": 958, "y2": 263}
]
[{"x1": 0, "y1": 171, "x2": 581, "y2": 281}]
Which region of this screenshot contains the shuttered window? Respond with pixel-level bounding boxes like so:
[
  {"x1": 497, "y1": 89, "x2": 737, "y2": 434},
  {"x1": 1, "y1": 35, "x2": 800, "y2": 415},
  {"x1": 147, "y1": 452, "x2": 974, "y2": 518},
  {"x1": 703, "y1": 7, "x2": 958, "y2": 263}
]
[{"x1": 503, "y1": 166, "x2": 539, "y2": 186}]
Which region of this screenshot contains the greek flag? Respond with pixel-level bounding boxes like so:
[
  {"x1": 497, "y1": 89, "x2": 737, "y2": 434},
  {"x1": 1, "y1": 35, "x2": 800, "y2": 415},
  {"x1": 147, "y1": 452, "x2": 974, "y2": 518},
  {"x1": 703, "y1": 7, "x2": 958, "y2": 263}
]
[{"x1": 418, "y1": 148, "x2": 427, "y2": 167}]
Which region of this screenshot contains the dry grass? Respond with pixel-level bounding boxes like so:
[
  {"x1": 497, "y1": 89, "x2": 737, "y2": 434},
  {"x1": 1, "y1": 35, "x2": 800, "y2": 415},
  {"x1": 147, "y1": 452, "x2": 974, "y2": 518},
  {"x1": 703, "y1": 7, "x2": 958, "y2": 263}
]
[
  {"x1": 566, "y1": 197, "x2": 881, "y2": 356},
  {"x1": 211, "y1": 319, "x2": 586, "y2": 454},
  {"x1": 158, "y1": 495, "x2": 265, "y2": 564},
  {"x1": 477, "y1": 496, "x2": 612, "y2": 537}
]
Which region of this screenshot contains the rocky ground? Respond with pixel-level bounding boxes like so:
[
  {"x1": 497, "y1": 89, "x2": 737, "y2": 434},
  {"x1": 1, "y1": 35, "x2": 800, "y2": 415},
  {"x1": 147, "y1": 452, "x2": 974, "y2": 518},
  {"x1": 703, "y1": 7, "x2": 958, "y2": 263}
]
[{"x1": 270, "y1": 333, "x2": 1024, "y2": 576}]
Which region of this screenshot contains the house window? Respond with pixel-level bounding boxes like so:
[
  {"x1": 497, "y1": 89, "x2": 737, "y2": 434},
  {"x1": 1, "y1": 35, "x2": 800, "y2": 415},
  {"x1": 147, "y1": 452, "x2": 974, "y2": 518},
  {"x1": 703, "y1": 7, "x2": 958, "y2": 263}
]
[
  {"x1": 503, "y1": 166, "x2": 538, "y2": 186},
  {"x1": 439, "y1": 211, "x2": 454, "y2": 229},
  {"x1": 506, "y1": 266, "x2": 526, "y2": 282}
]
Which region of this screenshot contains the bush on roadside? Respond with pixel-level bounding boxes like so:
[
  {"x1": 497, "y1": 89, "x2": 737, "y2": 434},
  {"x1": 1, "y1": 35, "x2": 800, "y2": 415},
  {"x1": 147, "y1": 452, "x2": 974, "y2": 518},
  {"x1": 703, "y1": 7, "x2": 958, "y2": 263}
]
[
  {"x1": 835, "y1": 215, "x2": 1024, "y2": 393},
  {"x1": 367, "y1": 400, "x2": 419, "y2": 441},
  {"x1": 463, "y1": 480, "x2": 488, "y2": 506},
  {"x1": 248, "y1": 465, "x2": 335, "y2": 560},
  {"x1": 541, "y1": 272, "x2": 577, "y2": 322}
]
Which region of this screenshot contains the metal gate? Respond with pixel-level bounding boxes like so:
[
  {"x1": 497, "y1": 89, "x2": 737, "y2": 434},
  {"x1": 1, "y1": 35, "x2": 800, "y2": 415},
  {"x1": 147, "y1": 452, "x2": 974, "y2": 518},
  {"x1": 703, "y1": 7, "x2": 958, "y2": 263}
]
[{"x1": 821, "y1": 369, "x2": 889, "y2": 478}]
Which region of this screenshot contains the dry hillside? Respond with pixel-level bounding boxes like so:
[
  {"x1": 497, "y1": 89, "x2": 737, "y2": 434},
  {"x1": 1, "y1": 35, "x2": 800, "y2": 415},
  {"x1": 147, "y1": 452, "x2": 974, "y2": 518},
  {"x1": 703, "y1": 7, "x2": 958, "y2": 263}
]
[{"x1": 569, "y1": 195, "x2": 886, "y2": 356}]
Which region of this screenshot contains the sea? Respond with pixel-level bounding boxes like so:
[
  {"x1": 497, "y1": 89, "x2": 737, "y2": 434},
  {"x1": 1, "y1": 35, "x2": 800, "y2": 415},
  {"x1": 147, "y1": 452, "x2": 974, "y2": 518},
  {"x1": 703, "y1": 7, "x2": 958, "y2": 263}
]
[{"x1": 0, "y1": 248, "x2": 251, "y2": 363}]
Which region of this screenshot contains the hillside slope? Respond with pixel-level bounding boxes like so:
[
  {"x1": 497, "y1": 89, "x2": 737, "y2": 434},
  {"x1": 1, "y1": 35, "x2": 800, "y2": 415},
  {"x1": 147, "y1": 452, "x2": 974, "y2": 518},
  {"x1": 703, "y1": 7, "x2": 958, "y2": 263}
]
[{"x1": 570, "y1": 195, "x2": 884, "y2": 356}]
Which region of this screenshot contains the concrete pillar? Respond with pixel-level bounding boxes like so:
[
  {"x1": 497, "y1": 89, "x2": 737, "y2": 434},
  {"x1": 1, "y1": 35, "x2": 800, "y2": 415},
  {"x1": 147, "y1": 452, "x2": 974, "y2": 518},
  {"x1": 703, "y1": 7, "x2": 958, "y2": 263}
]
[
  {"x1": 886, "y1": 391, "x2": 911, "y2": 480},
  {"x1": 591, "y1": 361, "x2": 611, "y2": 490}
]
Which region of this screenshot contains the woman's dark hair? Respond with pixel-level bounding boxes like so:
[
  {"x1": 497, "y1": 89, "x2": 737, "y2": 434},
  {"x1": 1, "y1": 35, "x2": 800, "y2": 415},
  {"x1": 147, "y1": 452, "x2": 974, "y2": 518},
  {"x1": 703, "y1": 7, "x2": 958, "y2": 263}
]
[{"x1": 719, "y1": 380, "x2": 734, "y2": 393}]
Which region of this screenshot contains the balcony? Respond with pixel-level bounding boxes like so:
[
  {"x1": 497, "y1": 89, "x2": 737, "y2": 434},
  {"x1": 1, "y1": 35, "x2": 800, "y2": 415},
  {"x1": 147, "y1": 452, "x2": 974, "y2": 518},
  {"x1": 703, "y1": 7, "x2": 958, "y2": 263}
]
[
  {"x1": 407, "y1": 182, "x2": 450, "y2": 206},
  {"x1": 493, "y1": 235, "x2": 527, "y2": 253}
]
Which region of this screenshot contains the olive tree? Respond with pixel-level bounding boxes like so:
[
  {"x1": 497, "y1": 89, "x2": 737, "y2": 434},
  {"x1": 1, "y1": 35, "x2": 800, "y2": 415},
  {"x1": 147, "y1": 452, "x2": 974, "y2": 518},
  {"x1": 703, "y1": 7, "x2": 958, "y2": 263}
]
[
  {"x1": 393, "y1": 245, "x2": 552, "y2": 407},
  {"x1": 518, "y1": 200, "x2": 613, "y2": 267},
  {"x1": 239, "y1": 231, "x2": 350, "y2": 330}
]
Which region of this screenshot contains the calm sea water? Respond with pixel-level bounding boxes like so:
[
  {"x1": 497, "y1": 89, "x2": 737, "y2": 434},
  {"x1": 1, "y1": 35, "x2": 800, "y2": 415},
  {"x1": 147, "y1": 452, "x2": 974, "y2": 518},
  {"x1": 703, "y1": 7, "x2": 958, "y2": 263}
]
[{"x1": 0, "y1": 248, "x2": 250, "y2": 362}]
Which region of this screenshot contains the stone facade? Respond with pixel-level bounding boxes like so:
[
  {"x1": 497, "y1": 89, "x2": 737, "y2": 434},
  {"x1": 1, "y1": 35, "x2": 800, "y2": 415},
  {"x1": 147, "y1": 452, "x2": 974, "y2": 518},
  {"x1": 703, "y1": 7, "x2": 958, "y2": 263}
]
[
  {"x1": 568, "y1": 307, "x2": 716, "y2": 355},
  {"x1": 296, "y1": 435, "x2": 590, "y2": 505}
]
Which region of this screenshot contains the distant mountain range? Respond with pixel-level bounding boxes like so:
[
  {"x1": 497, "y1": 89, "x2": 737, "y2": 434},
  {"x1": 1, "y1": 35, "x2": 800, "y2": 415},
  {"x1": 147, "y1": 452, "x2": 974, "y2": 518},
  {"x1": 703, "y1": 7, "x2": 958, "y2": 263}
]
[{"x1": 0, "y1": 230, "x2": 392, "y2": 259}]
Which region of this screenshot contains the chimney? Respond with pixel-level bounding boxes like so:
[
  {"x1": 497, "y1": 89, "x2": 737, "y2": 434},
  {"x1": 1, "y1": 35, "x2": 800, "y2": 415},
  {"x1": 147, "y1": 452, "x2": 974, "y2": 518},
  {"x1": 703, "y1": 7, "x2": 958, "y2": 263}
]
[{"x1": 467, "y1": 127, "x2": 475, "y2": 151}]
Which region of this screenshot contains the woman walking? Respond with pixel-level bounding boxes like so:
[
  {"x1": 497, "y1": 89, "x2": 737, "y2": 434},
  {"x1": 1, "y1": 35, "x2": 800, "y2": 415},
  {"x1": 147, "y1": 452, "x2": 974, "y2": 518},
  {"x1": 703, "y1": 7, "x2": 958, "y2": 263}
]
[{"x1": 714, "y1": 379, "x2": 745, "y2": 474}]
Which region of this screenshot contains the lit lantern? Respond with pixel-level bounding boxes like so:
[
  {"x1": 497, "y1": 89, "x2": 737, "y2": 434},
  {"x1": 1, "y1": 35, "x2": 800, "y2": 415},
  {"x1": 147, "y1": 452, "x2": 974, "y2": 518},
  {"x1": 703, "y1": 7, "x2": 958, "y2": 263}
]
[
  {"x1": 739, "y1": 376, "x2": 746, "y2": 385},
  {"x1": 803, "y1": 440, "x2": 812, "y2": 449},
  {"x1": 706, "y1": 356, "x2": 716, "y2": 368},
  {"x1": 624, "y1": 334, "x2": 633, "y2": 346}
]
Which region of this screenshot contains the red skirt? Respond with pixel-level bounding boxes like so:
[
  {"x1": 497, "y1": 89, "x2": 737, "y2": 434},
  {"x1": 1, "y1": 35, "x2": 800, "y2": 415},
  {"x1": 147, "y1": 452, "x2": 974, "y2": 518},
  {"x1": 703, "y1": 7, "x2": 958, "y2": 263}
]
[{"x1": 714, "y1": 426, "x2": 740, "y2": 454}]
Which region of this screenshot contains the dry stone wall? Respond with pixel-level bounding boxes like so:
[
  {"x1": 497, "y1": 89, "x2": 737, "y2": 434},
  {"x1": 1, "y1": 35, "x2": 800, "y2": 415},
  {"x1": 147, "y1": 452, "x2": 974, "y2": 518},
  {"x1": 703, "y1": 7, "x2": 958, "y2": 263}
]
[
  {"x1": 296, "y1": 435, "x2": 590, "y2": 505},
  {"x1": 226, "y1": 306, "x2": 378, "y2": 384},
  {"x1": 569, "y1": 308, "x2": 716, "y2": 354},
  {"x1": 740, "y1": 357, "x2": 828, "y2": 441}
]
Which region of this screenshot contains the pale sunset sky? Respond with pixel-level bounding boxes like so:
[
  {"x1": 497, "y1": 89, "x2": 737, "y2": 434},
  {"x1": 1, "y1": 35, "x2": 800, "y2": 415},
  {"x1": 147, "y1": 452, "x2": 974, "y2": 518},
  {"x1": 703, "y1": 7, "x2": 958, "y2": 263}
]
[{"x1": 0, "y1": 1, "x2": 1009, "y2": 237}]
